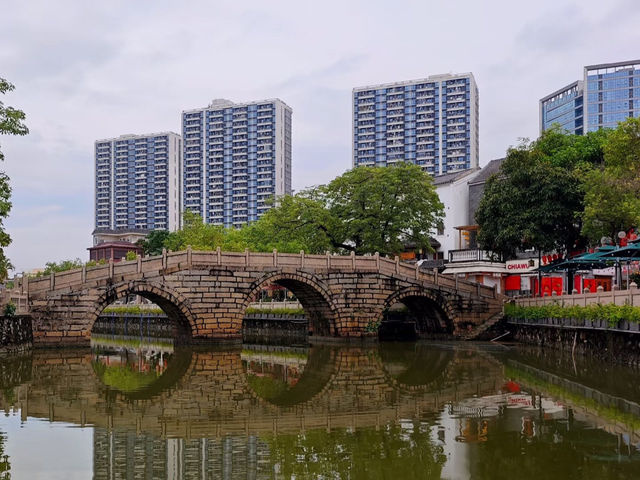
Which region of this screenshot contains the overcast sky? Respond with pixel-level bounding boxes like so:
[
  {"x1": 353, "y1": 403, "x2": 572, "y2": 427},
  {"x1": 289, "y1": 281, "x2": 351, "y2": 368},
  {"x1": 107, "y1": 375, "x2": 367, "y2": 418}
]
[{"x1": 1, "y1": 0, "x2": 638, "y2": 272}]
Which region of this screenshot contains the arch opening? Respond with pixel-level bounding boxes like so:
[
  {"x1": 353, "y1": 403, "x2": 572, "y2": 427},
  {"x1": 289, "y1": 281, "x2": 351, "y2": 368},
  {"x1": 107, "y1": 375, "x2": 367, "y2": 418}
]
[
  {"x1": 379, "y1": 291, "x2": 454, "y2": 341},
  {"x1": 243, "y1": 273, "x2": 337, "y2": 343},
  {"x1": 91, "y1": 283, "x2": 195, "y2": 344}
]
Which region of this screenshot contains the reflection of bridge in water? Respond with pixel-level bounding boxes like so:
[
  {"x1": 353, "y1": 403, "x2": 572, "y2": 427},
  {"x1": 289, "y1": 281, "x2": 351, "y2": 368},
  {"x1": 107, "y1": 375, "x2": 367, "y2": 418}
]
[{"x1": 0, "y1": 344, "x2": 503, "y2": 438}]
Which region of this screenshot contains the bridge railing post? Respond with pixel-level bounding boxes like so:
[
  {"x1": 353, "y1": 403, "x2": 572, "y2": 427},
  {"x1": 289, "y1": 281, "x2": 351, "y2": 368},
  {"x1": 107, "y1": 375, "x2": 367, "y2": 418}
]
[
  {"x1": 161, "y1": 248, "x2": 167, "y2": 270},
  {"x1": 273, "y1": 248, "x2": 278, "y2": 267},
  {"x1": 216, "y1": 246, "x2": 221, "y2": 265},
  {"x1": 137, "y1": 254, "x2": 142, "y2": 274},
  {"x1": 186, "y1": 245, "x2": 192, "y2": 269},
  {"x1": 375, "y1": 252, "x2": 380, "y2": 270},
  {"x1": 326, "y1": 251, "x2": 331, "y2": 269},
  {"x1": 109, "y1": 258, "x2": 114, "y2": 279},
  {"x1": 415, "y1": 262, "x2": 419, "y2": 280},
  {"x1": 351, "y1": 250, "x2": 356, "y2": 271},
  {"x1": 395, "y1": 256, "x2": 399, "y2": 274},
  {"x1": 81, "y1": 265, "x2": 86, "y2": 284},
  {"x1": 50, "y1": 272, "x2": 55, "y2": 290},
  {"x1": 300, "y1": 250, "x2": 305, "y2": 268},
  {"x1": 433, "y1": 268, "x2": 438, "y2": 285},
  {"x1": 245, "y1": 248, "x2": 250, "y2": 267},
  {"x1": 24, "y1": 273, "x2": 28, "y2": 296}
]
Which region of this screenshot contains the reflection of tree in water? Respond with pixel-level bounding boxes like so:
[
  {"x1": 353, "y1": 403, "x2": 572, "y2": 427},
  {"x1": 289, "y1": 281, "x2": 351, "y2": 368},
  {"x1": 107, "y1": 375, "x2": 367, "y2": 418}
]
[
  {"x1": 91, "y1": 347, "x2": 192, "y2": 401},
  {"x1": 379, "y1": 343, "x2": 454, "y2": 388},
  {"x1": 242, "y1": 345, "x2": 335, "y2": 407},
  {"x1": 265, "y1": 422, "x2": 446, "y2": 479},
  {"x1": 0, "y1": 431, "x2": 9, "y2": 479}
]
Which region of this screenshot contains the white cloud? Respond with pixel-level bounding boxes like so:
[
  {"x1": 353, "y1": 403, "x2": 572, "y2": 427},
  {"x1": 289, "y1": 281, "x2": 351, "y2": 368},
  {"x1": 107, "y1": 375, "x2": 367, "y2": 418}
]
[{"x1": 1, "y1": 0, "x2": 639, "y2": 271}]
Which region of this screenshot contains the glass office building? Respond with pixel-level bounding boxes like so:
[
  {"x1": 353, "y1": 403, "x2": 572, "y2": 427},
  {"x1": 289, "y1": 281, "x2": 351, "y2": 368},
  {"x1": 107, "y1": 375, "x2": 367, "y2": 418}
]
[
  {"x1": 585, "y1": 60, "x2": 640, "y2": 131},
  {"x1": 182, "y1": 99, "x2": 292, "y2": 228},
  {"x1": 539, "y1": 81, "x2": 584, "y2": 134},
  {"x1": 94, "y1": 132, "x2": 182, "y2": 233},
  {"x1": 540, "y1": 59, "x2": 640, "y2": 134},
  {"x1": 352, "y1": 73, "x2": 479, "y2": 175}
]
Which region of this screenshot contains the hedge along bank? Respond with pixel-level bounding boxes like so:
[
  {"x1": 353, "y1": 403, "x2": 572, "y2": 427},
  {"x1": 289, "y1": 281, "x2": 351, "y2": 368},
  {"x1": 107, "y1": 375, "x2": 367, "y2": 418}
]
[{"x1": 504, "y1": 302, "x2": 640, "y2": 328}]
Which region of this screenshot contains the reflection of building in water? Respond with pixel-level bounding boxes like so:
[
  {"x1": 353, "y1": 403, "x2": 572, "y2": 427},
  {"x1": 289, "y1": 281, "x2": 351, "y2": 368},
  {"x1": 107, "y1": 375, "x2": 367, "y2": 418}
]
[
  {"x1": 434, "y1": 391, "x2": 569, "y2": 479},
  {"x1": 93, "y1": 429, "x2": 271, "y2": 479},
  {"x1": 241, "y1": 347, "x2": 308, "y2": 388}
]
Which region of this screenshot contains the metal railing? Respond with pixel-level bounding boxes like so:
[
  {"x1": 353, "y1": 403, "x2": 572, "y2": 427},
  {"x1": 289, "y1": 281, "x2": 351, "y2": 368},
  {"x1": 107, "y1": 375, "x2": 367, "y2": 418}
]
[
  {"x1": 448, "y1": 249, "x2": 495, "y2": 263},
  {"x1": 515, "y1": 287, "x2": 640, "y2": 308}
]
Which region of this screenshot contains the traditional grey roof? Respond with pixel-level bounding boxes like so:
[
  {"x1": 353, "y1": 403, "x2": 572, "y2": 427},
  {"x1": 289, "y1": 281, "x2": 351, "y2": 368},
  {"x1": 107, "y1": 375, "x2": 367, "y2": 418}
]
[
  {"x1": 432, "y1": 167, "x2": 480, "y2": 186},
  {"x1": 468, "y1": 158, "x2": 504, "y2": 186},
  {"x1": 468, "y1": 158, "x2": 505, "y2": 225},
  {"x1": 92, "y1": 228, "x2": 151, "y2": 235}
]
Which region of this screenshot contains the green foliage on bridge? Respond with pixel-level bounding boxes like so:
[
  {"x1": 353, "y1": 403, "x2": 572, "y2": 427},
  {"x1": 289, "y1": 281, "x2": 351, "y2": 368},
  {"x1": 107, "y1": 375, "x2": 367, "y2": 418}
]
[
  {"x1": 505, "y1": 302, "x2": 640, "y2": 326},
  {"x1": 142, "y1": 162, "x2": 444, "y2": 257}
]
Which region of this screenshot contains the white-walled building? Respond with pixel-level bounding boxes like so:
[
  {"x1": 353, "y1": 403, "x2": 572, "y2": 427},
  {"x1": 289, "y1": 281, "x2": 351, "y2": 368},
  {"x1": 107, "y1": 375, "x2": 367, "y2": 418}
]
[{"x1": 432, "y1": 168, "x2": 480, "y2": 258}]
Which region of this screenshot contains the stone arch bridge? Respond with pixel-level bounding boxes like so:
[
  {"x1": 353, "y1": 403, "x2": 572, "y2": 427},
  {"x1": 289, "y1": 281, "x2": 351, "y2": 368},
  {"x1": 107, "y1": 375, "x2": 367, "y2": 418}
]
[{"x1": 17, "y1": 249, "x2": 504, "y2": 346}]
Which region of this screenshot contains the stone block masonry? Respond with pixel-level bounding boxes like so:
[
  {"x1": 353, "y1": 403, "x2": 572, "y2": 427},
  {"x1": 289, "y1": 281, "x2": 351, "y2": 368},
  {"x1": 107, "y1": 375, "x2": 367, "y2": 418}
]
[{"x1": 20, "y1": 249, "x2": 504, "y2": 346}]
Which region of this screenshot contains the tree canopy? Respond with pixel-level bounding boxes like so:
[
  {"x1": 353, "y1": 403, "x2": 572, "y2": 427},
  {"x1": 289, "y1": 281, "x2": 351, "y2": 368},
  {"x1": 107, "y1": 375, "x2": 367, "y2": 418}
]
[
  {"x1": 141, "y1": 162, "x2": 444, "y2": 258},
  {"x1": 581, "y1": 117, "x2": 640, "y2": 242},
  {"x1": 0, "y1": 77, "x2": 28, "y2": 280},
  {"x1": 256, "y1": 162, "x2": 444, "y2": 256},
  {"x1": 476, "y1": 127, "x2": 609, "y2": 259}
]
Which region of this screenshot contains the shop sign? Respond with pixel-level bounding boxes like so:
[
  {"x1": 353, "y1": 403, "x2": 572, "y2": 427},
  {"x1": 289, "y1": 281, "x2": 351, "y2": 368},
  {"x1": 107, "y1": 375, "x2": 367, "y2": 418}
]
[{"x1": 505, "y1": 259, "x2": 538, "y2": 273}]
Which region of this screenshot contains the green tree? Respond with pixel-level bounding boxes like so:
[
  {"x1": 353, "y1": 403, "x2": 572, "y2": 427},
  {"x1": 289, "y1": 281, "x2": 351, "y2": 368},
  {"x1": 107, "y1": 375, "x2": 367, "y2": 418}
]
[
  {"x1": 256, "y1": 163, "x2": 444, "y2": 256},
  {"x1": 163, "y1": 210, "x2": 227, "y2": 251},
  {"x1": 139, "y1": 230, "x2": 170, "y2": 256},
  {"x1": 476, "y1": 129, "x2": 608, "y2": 259},
  {"x1": 0, "y1": 78, "x2": 28, "y2": 280},
  {"x1": 581, "y1": 167, "x2": 639, "y2": 242},
  {"x1": 41, "y1": 258, "x2": 84, "y2": 275},
  {"x1": 581, "y1": 117, "x2": 640, "y2": 243}
]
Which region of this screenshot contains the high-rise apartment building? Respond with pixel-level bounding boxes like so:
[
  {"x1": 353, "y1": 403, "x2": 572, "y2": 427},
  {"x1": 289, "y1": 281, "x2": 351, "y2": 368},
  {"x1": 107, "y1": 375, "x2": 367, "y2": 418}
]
[
  {"x1": 352, "y1": 73, "x2": 479, "y2": 175},
  {"x1": 540, "y1": 59, "x2": 640, "y2": 134},
  {"x1": 182, "y1": 99, "x2": 292, "y2": 228},
  {"x1": 94, "y1": 132, "x2": 182, "y2": 235}
]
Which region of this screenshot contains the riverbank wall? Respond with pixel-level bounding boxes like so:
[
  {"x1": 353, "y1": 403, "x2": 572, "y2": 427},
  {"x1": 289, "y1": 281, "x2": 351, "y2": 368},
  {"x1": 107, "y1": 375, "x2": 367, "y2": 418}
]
[
  {"x1": 507, "y1": 318, "x2": 640, "y2": 366},
  {"x1": 0, "y1": 315, "x2": 32, "y2": 353},
  {"x1": 242, "y1": 314, "x2": 308, "y2": 344}
]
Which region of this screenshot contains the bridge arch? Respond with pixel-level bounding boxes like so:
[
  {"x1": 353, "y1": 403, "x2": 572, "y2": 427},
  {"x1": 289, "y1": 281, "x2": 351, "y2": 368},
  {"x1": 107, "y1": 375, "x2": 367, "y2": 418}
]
[
  {"x1": 242, "y1": 271, "x2": 338, "y2": 336},
  {"x1": 92, "y1": 281, "x2": 198, "y2": 338},
  {"x1": 379, "y1": 287, "x2": 456, "y2": 336}
]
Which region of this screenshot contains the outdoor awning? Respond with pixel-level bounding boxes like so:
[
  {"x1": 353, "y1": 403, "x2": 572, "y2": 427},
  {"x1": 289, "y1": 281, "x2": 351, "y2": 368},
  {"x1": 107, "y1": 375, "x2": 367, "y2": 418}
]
[{"x1": 537, "y1": 242, "x2": 640, "y2": 273}]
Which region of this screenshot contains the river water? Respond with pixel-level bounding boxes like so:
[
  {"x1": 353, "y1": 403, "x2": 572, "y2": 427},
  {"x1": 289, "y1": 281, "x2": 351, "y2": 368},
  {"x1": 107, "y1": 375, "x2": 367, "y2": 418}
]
[{"x1": 0, "y1": 336, "x2": 638, "y2": 479}]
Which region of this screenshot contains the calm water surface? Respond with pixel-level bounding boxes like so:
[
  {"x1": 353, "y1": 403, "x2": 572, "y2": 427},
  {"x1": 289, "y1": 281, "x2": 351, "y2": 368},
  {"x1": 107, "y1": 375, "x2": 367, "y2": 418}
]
[{"x1": 0, "y1": 335, "x2": 639, "y2": 479}]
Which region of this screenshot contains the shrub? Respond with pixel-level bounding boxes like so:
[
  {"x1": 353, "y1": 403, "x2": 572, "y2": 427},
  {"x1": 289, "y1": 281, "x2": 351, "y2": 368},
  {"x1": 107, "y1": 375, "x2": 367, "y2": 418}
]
[
  {"x1": 3, "y1": 302, "x2": 16, "y2": 318},
  {"x1": 504, "y1": 301, "x2": 640, "y2": 325}
]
